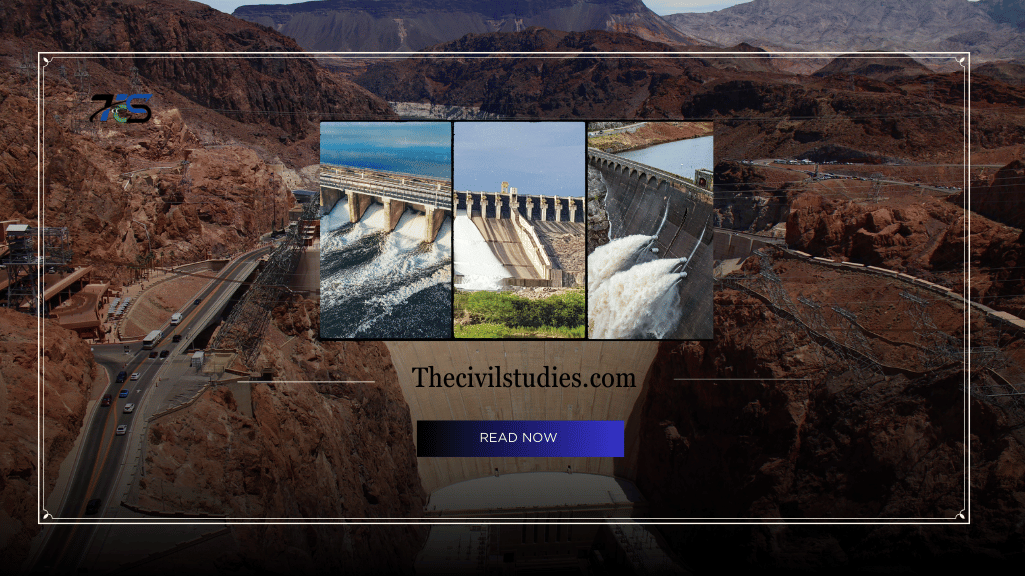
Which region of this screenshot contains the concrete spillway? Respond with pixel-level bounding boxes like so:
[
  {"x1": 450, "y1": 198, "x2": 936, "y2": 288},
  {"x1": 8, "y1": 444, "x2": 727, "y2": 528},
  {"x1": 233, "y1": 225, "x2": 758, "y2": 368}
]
[
  {"x1": 469, "y1": 216, "x2": 543, "y2": 281},
  {"x1": 587, "y1": 149, "x2": 714, "y2": 340},
  {"x1": 453, "y1": 190, "x2": 585, "y2": 288}
]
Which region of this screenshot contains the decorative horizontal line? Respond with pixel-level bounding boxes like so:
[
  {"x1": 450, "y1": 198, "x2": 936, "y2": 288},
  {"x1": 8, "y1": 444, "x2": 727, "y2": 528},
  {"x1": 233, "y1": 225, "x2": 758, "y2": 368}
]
[
  {"x1": 236, "y1": 380, "x2": 375, "y2": 384},
  {"x1": 674, "y1": 378, "x2": 811, "y2": 381}
]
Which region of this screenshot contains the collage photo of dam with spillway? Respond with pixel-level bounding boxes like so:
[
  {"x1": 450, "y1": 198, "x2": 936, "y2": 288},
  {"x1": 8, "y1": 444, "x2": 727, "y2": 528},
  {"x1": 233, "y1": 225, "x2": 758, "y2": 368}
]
[
  {"x1": 320, "y1": 122, "x2": 453, "y2": 339},
  {"x1": 318, "y1": 121, "x2": 713, "y2": 341},
  {"x1": 453, "y1": 122, "x2": 587, "y2": 339},
  {"x1": 587, "y1": 122, "x2": 715, "y2": 340}
]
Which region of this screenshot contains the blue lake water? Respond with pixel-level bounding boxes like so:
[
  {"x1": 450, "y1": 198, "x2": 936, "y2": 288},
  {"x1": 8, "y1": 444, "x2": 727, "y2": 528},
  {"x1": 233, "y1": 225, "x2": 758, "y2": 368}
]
[
  {"x1": 618, "y1": 136, "x2": 714, "y2": 181},
  {"x1": 320, "y1": 122, "x2": 451, "y2": 178}
]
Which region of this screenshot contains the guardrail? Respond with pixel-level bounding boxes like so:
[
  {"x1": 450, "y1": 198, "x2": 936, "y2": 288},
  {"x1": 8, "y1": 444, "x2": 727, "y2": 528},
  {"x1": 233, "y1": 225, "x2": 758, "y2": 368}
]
[{"x1": 587, "y1": 148, "x2": 713, "y2": 200}]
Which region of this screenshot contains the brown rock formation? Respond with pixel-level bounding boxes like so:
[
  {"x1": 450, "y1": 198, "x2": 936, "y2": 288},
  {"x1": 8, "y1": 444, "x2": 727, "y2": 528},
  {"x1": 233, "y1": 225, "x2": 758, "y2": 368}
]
[
  {"x1": 785, "y1": 189, "x2": 1025, "y2": 314},
  {"x1": 0, "y1": 308, "x2": 98, "y2": 569},
  {"x1": 966, "y1": 159, "x2": 1025, "y2": 229},
  {"x1": 633, "y1": 252, "x2": 1025, "y2": 569},
  {"x1": 139, "y1": 296, "x2": 426, "y2": 572}
]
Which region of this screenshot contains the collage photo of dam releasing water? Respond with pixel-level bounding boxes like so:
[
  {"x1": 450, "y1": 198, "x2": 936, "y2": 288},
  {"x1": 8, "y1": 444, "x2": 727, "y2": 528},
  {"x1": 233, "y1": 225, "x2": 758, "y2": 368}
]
[
  {"x1": 318, "y1": 121, "x2": 713, "y2": 341},
  {"x1": 586, "y1": 123, "x2": 715, "y2": 340},
  {"x1": 320, "y1": 122, "x2": 453, "y2": 339}
]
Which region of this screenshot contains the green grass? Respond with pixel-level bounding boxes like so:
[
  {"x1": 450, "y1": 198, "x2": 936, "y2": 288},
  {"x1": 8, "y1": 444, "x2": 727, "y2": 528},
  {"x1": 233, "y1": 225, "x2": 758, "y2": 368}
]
[
  {"x1": 454, "y1": 289, "x2": 585, "y2": 339},
  {"x1": 454, "y1": 323, "x2": 585, "y2": 339},
  {"x1": 455, "y1": 290, "x2": 584, "y2": 328},
  {"x1": 454, "y1": 323, "x2": 514, "y2": 339}
]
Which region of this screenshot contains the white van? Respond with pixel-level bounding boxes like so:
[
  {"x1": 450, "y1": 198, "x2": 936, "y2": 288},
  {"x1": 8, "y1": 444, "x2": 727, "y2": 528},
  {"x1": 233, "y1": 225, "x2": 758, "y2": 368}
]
[{"x1": 170, "y1": 313, "x2": 182, "y2": 326}]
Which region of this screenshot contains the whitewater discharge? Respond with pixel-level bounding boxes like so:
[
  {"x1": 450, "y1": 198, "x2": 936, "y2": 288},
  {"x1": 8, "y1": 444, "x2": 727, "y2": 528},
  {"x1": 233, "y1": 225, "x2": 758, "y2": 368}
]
[
  {"x1": 320, "y1": 194, "x2": 452, "y2": 338},
  {"x1": 453, "y1": 208, "x2": 511, "y2": 291},
  {"x1": 589, "y1": 258, "x2": 686, "y2": 339},
  {"x1": 587, "y1": 234, "x2": 657, "y2": 295}
]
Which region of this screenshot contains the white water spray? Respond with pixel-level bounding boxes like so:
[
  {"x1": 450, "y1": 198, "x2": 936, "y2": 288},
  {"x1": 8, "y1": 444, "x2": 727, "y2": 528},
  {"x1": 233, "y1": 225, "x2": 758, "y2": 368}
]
[
  {"x1": 587, "y1": 234, "x2": 657, "y2": 294},
  {"x1": 589, "y1": 258, "x2": 687, "y2": 339},
  {"x1": 321, "y1": 198, "x2": 451, "y2": 337},
  {"x1": 453, "y1": 208, "x2": 512, "y2": 290}
]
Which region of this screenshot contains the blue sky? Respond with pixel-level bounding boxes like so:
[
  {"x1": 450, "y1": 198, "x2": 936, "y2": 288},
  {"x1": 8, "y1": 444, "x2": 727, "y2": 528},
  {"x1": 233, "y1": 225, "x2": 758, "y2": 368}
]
[
  {"x1": 204, "y1": 1, "x2": 746, "y2": 17},
  {"x1": 454, "y1": 123, "x2": 583, "y2": 197}
]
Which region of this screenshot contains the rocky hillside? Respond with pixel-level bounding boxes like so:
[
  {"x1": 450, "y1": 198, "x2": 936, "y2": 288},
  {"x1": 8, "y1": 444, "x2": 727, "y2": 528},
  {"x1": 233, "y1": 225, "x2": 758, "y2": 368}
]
[
  {"x1": 812, "y1": 55, "x2": 934, "y2": 83},
  {"x1": 964, "y1": 159, "x2": 1025, "y2": 230},
  {"x1": 2, "y1": 0, "x2": 393, "y2": 139},
  {"x1": 355, "y1": 29, "x2": 1025, "y2": 163},
  {"x1": 0, "y1": 309, "x2": 98, "y2": 570},
  {"x1": 785, "y1": 187, "x2": 1025, "y2": 314},
  {"x1": 665, "y1": 0, "x2": 1025, "y2": 59},
  {"x1": 354, "y1": 28, "x2": 787, "y2": 117},
  {"x1": 138, "y1": 296, "x2": 426, "y2": 572},
  {"x1": 0, "y1": 0, "x2": 395, "y2": 284},
  {"x1": 637, "y1": 267, "x2": 1025, "y2": 568},
  {"x1": 975, "y1": 60, "x2": 1025, "y2": 85},
  {"x1": 233, "y1": 0, "x2": 697, "y2": 51}
]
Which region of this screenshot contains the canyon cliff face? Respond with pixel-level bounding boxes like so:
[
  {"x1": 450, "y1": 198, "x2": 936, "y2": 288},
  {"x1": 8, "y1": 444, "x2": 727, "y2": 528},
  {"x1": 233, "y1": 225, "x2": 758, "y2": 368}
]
[
  {"x1": 665, "y1": 0, "x2": 1025, "y2": 59},
  {"x1": 39, "y1": 100, "x2": 297, "y2": 287},
  {"x1": 0, "y1": 309, "x2": 98, "y2": 570},
  {"x1": 2, "y1": 0, "x2": 393, "y2": 138},
  {"x1": 0, "y1": 0, "x2": 394, "y2": 224},
  {"x1": 966, "y1": 159, "x2": 1025, "y2": 230},
  {"x1": 355, "y1": 30, "x2": 1025, "y2": 164},
  {"x1": 633, "y1": 253, "x2": 1025, "y2": 570},
  {"x1": 354, "y1": 28, "x2": 773, "y2": 118},
  {"x1": 233, "y1": 0, "x2": 697, "y2": 51},
  {"x1": 139, "y1": 297, "x2": 426, "y2": 573},
  {"x1": 713, "y1": 160, "x2": 805, "y2": 232},
  {"x1": 1, "y1": 0, "x2": 394, "y2": 285},
  {"x1": 784, "y1": 187, "x2": 1025, "y2": 314}
]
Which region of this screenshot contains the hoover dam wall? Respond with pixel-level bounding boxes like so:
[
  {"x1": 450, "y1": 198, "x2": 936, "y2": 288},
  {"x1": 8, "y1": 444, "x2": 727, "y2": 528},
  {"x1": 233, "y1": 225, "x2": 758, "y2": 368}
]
[
  {"x1": 588, "y1": 149, "x2": 715, "y2": 339},
  {"x1": 384, "y1": 341, "x2": 660, "y2": 496}
]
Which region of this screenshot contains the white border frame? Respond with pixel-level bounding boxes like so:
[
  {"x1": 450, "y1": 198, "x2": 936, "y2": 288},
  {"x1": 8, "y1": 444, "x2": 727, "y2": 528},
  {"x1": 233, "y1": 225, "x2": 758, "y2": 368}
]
[{"x1": 36, "y1": 50, "x2": 970, "y2": 526}]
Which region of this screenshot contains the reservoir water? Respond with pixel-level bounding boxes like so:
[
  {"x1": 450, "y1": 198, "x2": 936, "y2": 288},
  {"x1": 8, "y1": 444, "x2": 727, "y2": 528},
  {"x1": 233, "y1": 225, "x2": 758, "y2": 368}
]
[{"x1": 618, "y1": 135, "x2": 713, "y2": 180}]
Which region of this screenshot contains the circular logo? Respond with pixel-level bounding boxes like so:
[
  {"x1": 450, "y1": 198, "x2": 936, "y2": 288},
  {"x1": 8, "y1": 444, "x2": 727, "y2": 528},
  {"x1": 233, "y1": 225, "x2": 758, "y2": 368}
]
[{"x1": 111, "y1": 103, "x2": 130, "y2": 123}]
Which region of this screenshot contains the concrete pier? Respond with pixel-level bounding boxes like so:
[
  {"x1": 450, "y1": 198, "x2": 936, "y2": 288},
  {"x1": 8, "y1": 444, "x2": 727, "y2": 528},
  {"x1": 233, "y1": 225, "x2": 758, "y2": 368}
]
[{"x1": 321, "y1": 164, "x2": 452, "y2": 242}]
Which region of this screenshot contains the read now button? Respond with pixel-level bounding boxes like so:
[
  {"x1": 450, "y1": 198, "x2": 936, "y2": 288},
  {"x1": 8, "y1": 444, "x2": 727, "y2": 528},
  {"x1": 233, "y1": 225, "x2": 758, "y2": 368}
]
[{"x1": 417, "y1": 421, "x2": 624, "y2": 458}]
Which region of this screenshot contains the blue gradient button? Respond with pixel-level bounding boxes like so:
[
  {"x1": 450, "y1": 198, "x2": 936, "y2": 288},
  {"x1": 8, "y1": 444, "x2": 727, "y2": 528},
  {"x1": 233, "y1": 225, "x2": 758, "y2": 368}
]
[{"x1": 417, "y1": 420, "x2": 624, "y2": 457}]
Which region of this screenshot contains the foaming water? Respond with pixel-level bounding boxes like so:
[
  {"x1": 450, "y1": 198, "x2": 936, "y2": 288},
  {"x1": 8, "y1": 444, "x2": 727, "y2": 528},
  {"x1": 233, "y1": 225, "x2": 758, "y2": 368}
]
[
  {"x1": 321, "y1": 194, "x2": 350, "y2": 232},
  {"x1": 321, "y1": 200, "x2": 451, "y2": 338},
  {"x1": 589, "y1": 258, "x2": 685, "y2": 339},
  {"x1": 453, "y1": 208, "x2": 511, "y2": 291},
  {"x1": 587, "y1": 234, "x2": 656, "y2": 294}
]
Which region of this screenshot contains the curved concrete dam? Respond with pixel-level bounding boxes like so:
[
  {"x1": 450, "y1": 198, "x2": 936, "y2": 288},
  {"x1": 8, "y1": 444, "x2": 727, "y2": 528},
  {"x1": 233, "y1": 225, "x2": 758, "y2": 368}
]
[
  {"x1": 385, "y1": 341, "x2": 659, "y2": 497},
  {"x1": 587, "y1": 149, "x2": 714, "y2": 340}
]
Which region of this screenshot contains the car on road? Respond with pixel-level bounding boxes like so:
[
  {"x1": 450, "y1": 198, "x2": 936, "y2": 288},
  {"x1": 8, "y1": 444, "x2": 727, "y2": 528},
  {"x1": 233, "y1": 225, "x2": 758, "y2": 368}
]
[
  {"x1": 116, "y1": 424, "x2": 127, "y2": 435},
  {"x1": 130, "y1": 372, "x2": 140, "y2": 381},
  {"x1": 159, "y1": 350, "x2": 169, "y2": 359},
  {"x1": 85, "y1": 499, "x2": 101, "y2": 515},
  {"x1": 115, "y1": 371, "x2": 127, "y2": 383},
  {"x1": 119, "y1": 389, "x2": 129, "y2": 398},
  {"x1": 123, "y1": 403, "x2": 135, "y2": 414},
  {"x1": 194, "y1": 298, "x2": 202, "y2": 305},
  {"x1": 172, "y1": 334, "x2": 182, "y2": 343},
  {"x1": 101, "y1": 394, "x2": 112, "y2": 407},
  {"x1": 149, "y1": 351, "x2": 158, "y2": 358}
]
